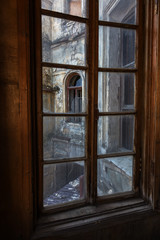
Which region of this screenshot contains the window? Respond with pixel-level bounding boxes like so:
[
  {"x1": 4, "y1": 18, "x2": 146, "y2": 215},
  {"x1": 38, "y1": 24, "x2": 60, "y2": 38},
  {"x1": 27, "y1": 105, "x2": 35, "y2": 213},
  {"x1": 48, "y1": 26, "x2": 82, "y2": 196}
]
[
  {"x1": 68, "y1": 75, "x2": 82, "y2": 114},
  {"x1": 35, "y1": 0, "x2": 144, "y2": 212},
  {"x1": 67, "y1": 74, "x2": 82, "y2": 122}
]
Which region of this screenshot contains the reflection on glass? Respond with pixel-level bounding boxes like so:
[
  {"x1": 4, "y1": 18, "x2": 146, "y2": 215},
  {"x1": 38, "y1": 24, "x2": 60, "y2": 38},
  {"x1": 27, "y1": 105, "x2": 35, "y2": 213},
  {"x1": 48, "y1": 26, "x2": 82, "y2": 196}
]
[
  {"x1": 99, "y1": 26, "x2": 136, "y2": 68},
  {"x1": 98, "y1": 116, "x2": 134, "y2": 155},
  {"x1": 99, "y1": 0, "x2": 136, "y2": 24},
  {"x1": 43, "y1": 117, "x2": 86, "y2": 160},
  {"x1": 98, "y1": 72, "x2": 135, "y2": 112},
  {"x1": 42, "y1": 67, "x2": 87, "y2": 113},
  {"x1": 43, "y1": 161, "x2": 85, "y2": 207},
  {"x1": 97, "y1": 156, "x2": 133, "y2": 196},
  {"x1": 42, "y1": 16, "x2": 86, "y2": 65},
  {"x1": 41, "y1": 0, "x2": 87, "y2": 18}
]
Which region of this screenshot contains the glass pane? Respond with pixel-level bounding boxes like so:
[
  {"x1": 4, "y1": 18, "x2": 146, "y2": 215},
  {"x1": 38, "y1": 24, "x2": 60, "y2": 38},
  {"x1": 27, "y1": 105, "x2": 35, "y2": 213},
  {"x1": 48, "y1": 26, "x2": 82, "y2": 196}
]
[
  {"x1": 99, "y1": 0, "x2": 137, "y2": 24},
  {"x1": 43, "y1": 117, "x2": 86, "y2": 160},
  {"x1": 42, "y1": 16, "x2": 87, "y2": 65},
  {"x1": 98, "y1": 115, "x2": 135, "y2": 155},
  {"x1": 43, "y1": 161, "x2": 85, "y2": 207},
  {"x1": 97, "y1": 156, "x2": 133, "y2": 196},
  {"x1": 98, "y1": 72, "x2": 135, "y2": 112},
  {"x1": 99, "y1": 26, "x2": 136, "y2": 68},
  {"x1": 42, "y1": 67, "x2": 87, "y2": 113},
  {"x1": 41, "y1": 0, "x2": 87, "y2": 18}
]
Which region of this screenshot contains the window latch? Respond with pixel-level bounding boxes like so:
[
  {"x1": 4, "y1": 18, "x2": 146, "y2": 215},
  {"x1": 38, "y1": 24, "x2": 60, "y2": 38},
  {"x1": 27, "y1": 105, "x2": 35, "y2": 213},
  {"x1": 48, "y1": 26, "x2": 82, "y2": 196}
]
[
  {"x1": 95, "y1": 107, "x2": 99, "y2": 121},
  {"x1": 139, "y1": 157, "x2": 142, "y2": 172},
  {"x1": 155, "y1": 0, "x2": 159, "y2": 14}
]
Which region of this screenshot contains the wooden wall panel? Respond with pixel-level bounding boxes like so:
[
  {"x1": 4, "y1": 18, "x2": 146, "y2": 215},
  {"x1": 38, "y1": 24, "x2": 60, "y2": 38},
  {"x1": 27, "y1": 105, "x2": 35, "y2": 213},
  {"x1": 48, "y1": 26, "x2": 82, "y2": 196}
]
[
  {"x1": 0, "y1": 84, "x2": 22, "y2": 239},
  {"x1": 0, "y1": 0, "x2": 18, "y2": 85},
  {"x1": 0, "y1": 0, "x2": 21, "y2": 239},
  {"x1": 0, "y1": 0, "x2": 32, "y2": 239}
]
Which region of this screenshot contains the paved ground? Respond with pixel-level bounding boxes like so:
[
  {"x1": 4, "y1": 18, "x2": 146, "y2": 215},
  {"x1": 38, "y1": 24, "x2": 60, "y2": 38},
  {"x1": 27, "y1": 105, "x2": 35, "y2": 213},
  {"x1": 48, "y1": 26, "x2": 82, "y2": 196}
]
[{"x1": 43, "y1": 178, "x2": 80, "y2": 207}]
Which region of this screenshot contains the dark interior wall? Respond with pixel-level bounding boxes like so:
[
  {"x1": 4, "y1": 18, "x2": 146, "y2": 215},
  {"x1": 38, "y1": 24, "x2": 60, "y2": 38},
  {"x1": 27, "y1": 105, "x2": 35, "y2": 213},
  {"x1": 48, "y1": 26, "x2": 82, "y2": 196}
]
[
  {"x1": 0, "y1": 0, "x2": 32, "y2": 239},
  {"x1": 0, "y1": 0, "x2": 22, "y2": 238},
  {"x1": 0, "y1": 1, "x2": 160, "y2": 240}
]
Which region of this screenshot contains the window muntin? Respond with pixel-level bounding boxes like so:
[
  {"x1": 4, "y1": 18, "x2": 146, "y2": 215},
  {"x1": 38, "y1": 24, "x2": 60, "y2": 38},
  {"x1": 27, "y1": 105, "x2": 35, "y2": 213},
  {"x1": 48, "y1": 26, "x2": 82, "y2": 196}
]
[{"x1": 37, "y1": 0, "x2": 139, "y2": 210}]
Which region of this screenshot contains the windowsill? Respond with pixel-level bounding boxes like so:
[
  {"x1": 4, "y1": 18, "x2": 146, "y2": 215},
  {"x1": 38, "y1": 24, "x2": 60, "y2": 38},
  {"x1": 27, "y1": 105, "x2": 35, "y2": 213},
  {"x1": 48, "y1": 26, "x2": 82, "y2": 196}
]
[{"x1": 32, "y1": 198, "x2": 154, "y2": 239}]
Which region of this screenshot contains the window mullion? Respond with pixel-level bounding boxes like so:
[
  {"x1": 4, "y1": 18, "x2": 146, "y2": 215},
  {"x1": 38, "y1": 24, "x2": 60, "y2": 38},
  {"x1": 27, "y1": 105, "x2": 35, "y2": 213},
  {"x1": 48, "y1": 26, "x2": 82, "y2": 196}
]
[
  {"x1": 35, "y1": 0, "x2": 43, "y2": 211},
  {"x1": 88, "y1": 0, "x2": 99, "y2": 203},
  {"x1": 133, "y1": 0, "x2": 144, "y2": 194},
  {"x1": 42, "y1": 62, "x2": 88, "y2": 71}
]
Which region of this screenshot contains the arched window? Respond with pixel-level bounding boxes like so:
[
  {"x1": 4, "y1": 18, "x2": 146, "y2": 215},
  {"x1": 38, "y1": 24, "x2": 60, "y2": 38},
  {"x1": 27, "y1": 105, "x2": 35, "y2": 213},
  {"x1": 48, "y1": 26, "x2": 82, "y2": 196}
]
[
  {"x1": 67, "y1": 74, "x2": 82, "y2": 122},
  {"x1": 68, "y1": 75, "x2": 82, "y2": 113}
]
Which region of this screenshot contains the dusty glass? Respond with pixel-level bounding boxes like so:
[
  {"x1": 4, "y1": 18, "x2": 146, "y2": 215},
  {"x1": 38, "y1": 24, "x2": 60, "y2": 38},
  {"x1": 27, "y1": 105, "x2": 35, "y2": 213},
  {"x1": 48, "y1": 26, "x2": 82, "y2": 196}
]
[
  {"x1": 99, "y1": 0, "x2": 137, "y2": 24},
  {"x1": 99, "y1": 26, "x2": 136, "y2": 68},
  {"x1": 43, "y1": 161, "x2": 85, "y2": 207},
  {"x1": 43, "y1": 117, "x2": 86, "y2": 160},
  {"x1": 98, "y1": 72, "x2": 135, "y2": 112},
  {"x1": 97, "y1": 115, "x2": 135, "y2": 155},
  {"x1": 41, "y1": 0, "x2": 87, "y2": 18},
  {"x1": 42, "y1": 16, "x2": 87, "y2": 66},
  {"x1": 97, "y1": 156, "x2": 133, "y2": 196}
]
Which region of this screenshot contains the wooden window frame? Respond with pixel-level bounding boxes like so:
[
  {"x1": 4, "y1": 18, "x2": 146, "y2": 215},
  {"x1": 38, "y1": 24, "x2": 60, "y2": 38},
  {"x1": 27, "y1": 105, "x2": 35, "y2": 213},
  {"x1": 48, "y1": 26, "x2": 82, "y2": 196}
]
[{"x1": 28, "y1": 0, "x2": 160, "y2": 238}]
